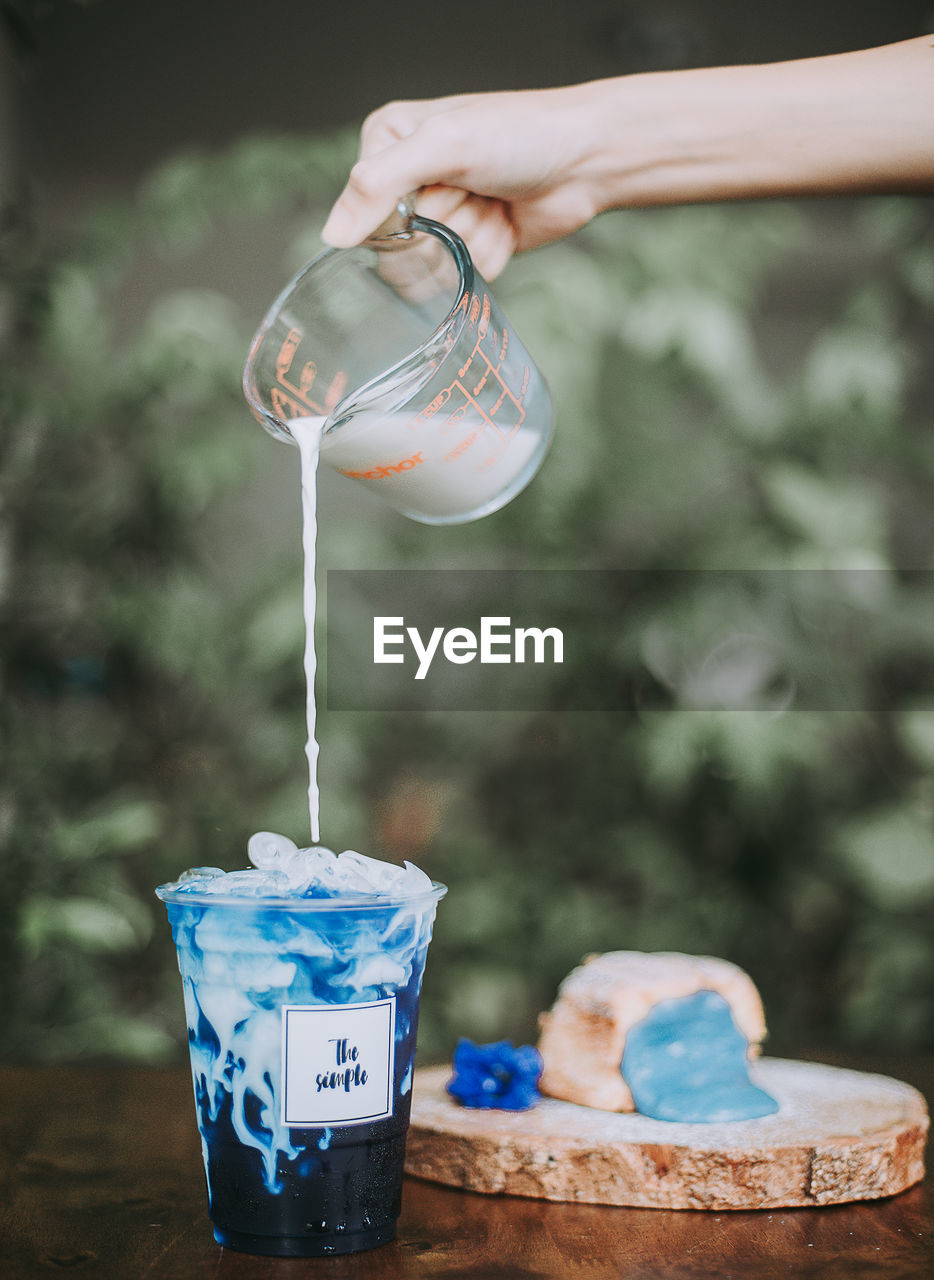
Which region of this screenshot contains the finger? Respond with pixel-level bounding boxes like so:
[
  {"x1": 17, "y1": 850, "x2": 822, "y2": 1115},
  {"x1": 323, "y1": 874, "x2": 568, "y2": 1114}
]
[
  {"x1": 323, "y1": 105, "x2": 428, "y2": 246},
  {"x1": 322, "y1": 116, "x2": 478, "y2": 247},
  {"x1": 321, "y1": 169, "x2": 403, "y2": 248},
  {"x1": 358, "y1": 93, "x2": 477, "y2": 159},
  {"x1": 442, "y1": 196, "x2": 518, "y2": 280},
  {"x1": 412, "y1": 183, "x2": 471, "y2": 226},
  {"x1": 358, "y1": 99, "x2": 431, "y2": 157}
]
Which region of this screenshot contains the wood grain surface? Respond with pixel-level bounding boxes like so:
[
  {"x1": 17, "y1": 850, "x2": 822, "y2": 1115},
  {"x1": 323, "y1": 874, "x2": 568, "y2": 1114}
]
[
  {"x1": 406, "y1": 1058, "x2": 928, "y2": 1209},
  {"x1": 1, "y1": 1062, "x2": 932, "y2": 1279}
]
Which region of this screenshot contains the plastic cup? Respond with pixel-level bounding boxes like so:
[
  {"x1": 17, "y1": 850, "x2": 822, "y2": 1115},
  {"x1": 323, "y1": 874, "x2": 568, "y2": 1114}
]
[{"x1": 156, "y1": 878, "x2": 446, "y2": 1256}]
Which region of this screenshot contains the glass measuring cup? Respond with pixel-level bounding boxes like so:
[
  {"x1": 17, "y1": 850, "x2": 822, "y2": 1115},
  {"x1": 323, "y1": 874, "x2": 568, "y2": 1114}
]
[{"x1": 242, "y1": 215, "x2": 553, "y2": 524}]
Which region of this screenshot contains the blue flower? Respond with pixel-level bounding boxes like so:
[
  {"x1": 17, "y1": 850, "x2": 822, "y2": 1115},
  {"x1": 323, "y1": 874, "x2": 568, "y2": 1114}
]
[{"x1": 446, "y1": 1038, "x2": 543, "y2": 1111}]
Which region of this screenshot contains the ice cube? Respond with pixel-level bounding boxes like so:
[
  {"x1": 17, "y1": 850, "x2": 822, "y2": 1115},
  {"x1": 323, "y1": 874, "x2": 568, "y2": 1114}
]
[{"x1": 248, "y1": 831, "x2": 300, "y2": 871}]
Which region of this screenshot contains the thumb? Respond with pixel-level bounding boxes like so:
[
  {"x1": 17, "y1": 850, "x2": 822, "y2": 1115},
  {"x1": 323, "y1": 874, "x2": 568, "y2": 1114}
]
[
  {"x1": 321, "y1": 121, "x2": 463, "y2": 247},
  {"x1": 321, "y1": 177, "x2": 401, "y2": 248},
  {"x1": 321, "y1": 205, "x2": 391, "y2": 248}
]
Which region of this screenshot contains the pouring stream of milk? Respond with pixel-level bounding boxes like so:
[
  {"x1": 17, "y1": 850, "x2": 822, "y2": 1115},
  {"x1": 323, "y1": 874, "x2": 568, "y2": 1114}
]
[{"x1": 291, "y1": 417, "x2": 325, "y2": 845}]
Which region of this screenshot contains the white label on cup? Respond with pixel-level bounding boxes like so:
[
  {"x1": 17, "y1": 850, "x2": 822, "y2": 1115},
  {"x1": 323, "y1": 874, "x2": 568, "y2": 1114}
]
[{"x1": 281, "y1": 998, "x2": 396, "y2": 1127}]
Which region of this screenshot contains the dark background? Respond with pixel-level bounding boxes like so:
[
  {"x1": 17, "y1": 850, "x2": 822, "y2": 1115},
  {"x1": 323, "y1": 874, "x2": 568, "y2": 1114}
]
[{"x1": 15, "y1": 1, "x2": 934, "y2": 204}]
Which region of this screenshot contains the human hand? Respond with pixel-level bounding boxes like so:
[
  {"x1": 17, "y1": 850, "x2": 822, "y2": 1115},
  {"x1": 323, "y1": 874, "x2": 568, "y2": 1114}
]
[
  {"x1": 321, "y1": 38, "x2": 934, "y2": 280},
  {"x1": 321, "y1": 85, "x2": 608, "y2": 279}
]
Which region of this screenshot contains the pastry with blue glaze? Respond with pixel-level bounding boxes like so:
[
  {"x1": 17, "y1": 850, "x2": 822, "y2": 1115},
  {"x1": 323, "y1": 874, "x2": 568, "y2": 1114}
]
[{"x1": 537, "y1": 951, "x2": 778, "y2": 1123}]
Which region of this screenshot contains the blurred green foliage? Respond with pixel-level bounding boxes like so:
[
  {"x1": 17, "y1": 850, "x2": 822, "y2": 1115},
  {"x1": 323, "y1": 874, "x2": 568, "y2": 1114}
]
[{"x1": 2, "y1": 130, "x2": 933, "y2": 1063}]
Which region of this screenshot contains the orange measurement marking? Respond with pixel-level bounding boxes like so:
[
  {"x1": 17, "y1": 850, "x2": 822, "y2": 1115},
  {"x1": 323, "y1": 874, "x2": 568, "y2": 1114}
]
[
  {"x1": 271, "y1": 386, "x2": 309, "y2": 420},
  {"x1": 458, "y1": 330, "x2": 482, "y2": 379},
  {"x1": 325, "y1": 371, "x2": 348, "y2": 412},
  {"x1": 410, "y1": 386, "x2": 453, "y2": 428},
  {"x1": 478, "y1": 293, "x2": 491, "y2": 338},
  {"x1": 445, "y1": 430, "x2": 479, "y2": 461},
  {"x1": 472, "y1": 366, "x2": 491, "y2": 397},
  {"x1": 273, "y1": 329, "x2": 325, "y2": 415},
  {"x1": 275, "y1": 328, "x2": 302, "y2": 379}
]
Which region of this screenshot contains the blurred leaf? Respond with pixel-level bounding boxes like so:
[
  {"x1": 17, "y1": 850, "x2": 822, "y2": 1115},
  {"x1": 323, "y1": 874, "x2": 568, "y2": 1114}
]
[
  {"x1": 900, "y1": 244, "x2": 934, "y2": 305},
  {"x1": 841, "y1": 922, "x2": 934, "y2": 1046},
  {"x1": 53, "y1": 797, "x2": 163, "y2": 861},
  {"x1": 21, "y1": 896, "x2": 147, "y2": 954},
  {"x1": 804, "y1": 326, "x2": 905, "y2": 418},
  {"x1": 621, "y1": 287, "x2": 778, "y2": 433},
  {"x1": 440, "y1": 879, "x2": 528, "y2": 947},
  {"x1": 44, "y1": 264, "x2": 109, "y2": 374},
  {"x1": 244, "y1": 584, "x2": 304, "y2": 669},
  {"x1": 136, "y1": 289, "x2": 242, "y2": 397},
  {"x1": 138, "y1": 152, "x2": 216, "y2": 252},
  {"x1": 896, "y1": 705, "x2": 934, "y2": 770},
  {"x1": 442, "y1": 965, "x2": 538, "y2": 1044},
  {"x1": 836, "y1": 808, "x2": 934, "y2": 908},
  {"x1": 760, "y1": 464, "x2": 887, "y2": 558}
]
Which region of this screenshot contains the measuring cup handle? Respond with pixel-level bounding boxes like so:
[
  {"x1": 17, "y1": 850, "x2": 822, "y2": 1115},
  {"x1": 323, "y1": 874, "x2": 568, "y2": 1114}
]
[{"x1": 364, "y1": 193, "x2": 418, "y2": 244}]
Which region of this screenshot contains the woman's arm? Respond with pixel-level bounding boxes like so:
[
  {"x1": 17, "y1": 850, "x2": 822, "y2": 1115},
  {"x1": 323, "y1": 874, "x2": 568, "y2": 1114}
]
[{"x1": 322, "y1": 35, "x2": 934, "y2": 278}]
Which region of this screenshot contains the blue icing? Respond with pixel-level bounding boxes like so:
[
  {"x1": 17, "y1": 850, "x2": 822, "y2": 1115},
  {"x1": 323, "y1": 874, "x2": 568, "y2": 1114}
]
[{"x1": 621, "y1": 989, "x2": 779, "y2": 1123}]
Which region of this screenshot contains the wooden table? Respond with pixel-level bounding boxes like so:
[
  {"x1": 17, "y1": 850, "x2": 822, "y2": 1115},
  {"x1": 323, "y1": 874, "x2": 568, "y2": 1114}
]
[{"x1": 1, "y1": 1059, "x2": 930, "y2": 1279}]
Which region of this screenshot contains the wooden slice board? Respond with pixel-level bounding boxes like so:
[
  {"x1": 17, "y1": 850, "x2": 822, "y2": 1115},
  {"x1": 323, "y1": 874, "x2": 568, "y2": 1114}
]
[{"x1": 406, "y1": 1059, "x2": 928, "y2": 1210}]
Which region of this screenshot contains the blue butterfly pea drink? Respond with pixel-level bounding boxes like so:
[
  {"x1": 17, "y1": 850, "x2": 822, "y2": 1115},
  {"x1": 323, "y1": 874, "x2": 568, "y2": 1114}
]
[{"x1": 157, "y1": 843, "x2": 446, "y2": 1257}]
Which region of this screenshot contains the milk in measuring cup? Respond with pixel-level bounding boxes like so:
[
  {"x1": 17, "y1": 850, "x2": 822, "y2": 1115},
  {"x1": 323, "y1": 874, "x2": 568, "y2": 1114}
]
[{"x1": 315, "y1": 377, "x2": 550, "y2": 523}]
